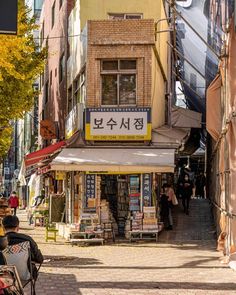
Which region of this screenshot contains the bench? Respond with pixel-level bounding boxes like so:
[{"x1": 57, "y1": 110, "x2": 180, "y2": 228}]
[
  {"x1": 70, "y1": 238, "x2": 104, "y2": 246},
  {"x1": 129, "y1": 230, "x2": 160, "y2": 243}
]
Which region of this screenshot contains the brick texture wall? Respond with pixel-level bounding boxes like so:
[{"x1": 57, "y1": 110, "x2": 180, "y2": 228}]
[{"x1": 86, "y1": 19, "x2": 155, "y2": 108}]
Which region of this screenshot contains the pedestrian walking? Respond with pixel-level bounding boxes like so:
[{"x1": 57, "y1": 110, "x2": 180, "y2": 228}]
[
  {"x1": 195, "y1": 172, "x2": 206, "y2": 198},
  {"x1": 181, "y1": 175, "x2": 194, "y2": 215},
  {"x1": 160, "y1": 184, "x2": 173, "y2": 230},
  {"x1": 8, "y1": 191, "x2": 19, "y2": 216}
]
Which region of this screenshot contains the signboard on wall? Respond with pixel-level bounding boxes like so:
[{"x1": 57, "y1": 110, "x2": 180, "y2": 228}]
[
  {"x1": 40, "y1": 120, "x2": 57, "y2": 139},
  {"x1": 0, "y1": 1, "x2": 18, "y2": 35},
  {"x1": 142, "y1": 173, "x2": 152, "y2": 207},
  {"x1": 85, "y1": 174, "x2": 96, "y2": 208},
  {"x1": 85, "y1": 107, "x2": 151, "y2": 141},
  {"x1": 65, "y1": 103, "x2": 83, "y2": 139}
]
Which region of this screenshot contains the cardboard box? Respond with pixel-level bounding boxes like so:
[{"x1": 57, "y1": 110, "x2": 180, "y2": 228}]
[{"x1": 143, "y1": 207, "x2": 156, "y2": 213}]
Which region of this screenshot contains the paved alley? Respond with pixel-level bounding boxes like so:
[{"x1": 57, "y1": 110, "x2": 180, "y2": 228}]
[{"x1": 21, "y1": 199, "x2": 236, "y2": 295}]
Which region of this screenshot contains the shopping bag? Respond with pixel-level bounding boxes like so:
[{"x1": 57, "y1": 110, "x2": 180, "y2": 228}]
[{"x1": 172, "y1": 194, "x2": 178, "y2": 206}]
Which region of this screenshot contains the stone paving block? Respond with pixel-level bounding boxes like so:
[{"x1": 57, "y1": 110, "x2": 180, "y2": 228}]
[{"x1": 16, "y1": 201, "x2": 236, "y2": 295}]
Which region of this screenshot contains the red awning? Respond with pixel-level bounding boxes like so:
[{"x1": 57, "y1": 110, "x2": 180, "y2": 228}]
[{"x1": 25, "y1": 141, "x2": 66, "y2": 168}]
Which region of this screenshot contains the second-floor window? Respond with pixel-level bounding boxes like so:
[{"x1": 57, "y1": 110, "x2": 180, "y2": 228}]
[
  {"x1": 101, "y1": 60, "x2": 137, "y2": 106},
  {"x1": 74, "y1": 71, "x2": 86, "y2": 104},
  {"x1": 108, "y1": 13, "x2": 143, "y2": 20}
]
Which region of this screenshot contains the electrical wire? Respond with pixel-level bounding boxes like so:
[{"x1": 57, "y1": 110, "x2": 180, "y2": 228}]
[{"x1": 3, "y1": 33, "x2": 87, "y2": 41}]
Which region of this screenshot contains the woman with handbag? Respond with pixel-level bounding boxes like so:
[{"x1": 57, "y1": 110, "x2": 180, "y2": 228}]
[{"x1": 160, "y1": 184, "x2": 176, "y2": 230}]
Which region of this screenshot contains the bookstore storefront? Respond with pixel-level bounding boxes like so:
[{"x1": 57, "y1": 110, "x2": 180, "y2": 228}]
[{"x1": 50, "y1": 148, "x2": 175, "y2": 240}]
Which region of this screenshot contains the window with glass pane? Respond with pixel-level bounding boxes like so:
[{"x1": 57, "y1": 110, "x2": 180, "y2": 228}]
[
  {"x1": 125, "y1": 14, "x2": 142, "y2": 19},
  {"x1": 120, "y1": 60, "x2": 136, "y2": 70},
  {"x1": 102, "y1": 75, "x2": 118, "y2": 105},
  {"x1": 74, "y1": 71, "x2": 86, "y2": 104},
  {"x1": 108, "y1": 13, "x2": 142, "y2": 20},
  {"x1": 101, "y1": 60, "x2": 136, "y2": 105},
  {"x1": 102, "y1": 60, "x2": 118, "y2": 71},
  {"x1": 119, "y1": 75, "x2": 136, "y2": 105},
  {"x1": 108, "y1": 14, "x2": 125, "y2": 20}
]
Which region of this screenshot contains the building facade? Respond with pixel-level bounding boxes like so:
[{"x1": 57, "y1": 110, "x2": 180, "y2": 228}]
[
  {"x1": 24, "y1": 1, "x2": 191, "y2": 240},
  {"x1": 43, "y1": 0, "x2": 178, "y2": 238}
]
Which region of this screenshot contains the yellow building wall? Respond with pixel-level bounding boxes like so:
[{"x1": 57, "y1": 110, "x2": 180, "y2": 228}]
[
  {"x1": 151, "y1": 50, "x2": 166, "y2": 128},
  {"x1": 78, "y1": 0, "x2": 169, "y2": 129},
  {"x1": 80, "y1": 0, "x2": 162, "y2": 28}
]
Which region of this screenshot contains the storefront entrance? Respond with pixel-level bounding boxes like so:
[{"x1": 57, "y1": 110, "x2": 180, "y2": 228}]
[
  {"x1": 100, "y1": 174, "x2": 142, "y2": 237},
  {"x1": 101, "y1": 175, "x2": 128, "y2": 237}
]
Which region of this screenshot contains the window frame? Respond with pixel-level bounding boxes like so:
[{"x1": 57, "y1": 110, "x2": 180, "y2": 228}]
[
  {"x1": 44, "y1": 81, "x2": 49, "y2": 105},
  {"x1": 101, "y1": 59, "x2": 137, "y2": 107},
  {"x1": 40, "y1": 21, "x2": 44, "y2": 47},
  {"x1": 73, "y1": 71, "x2": 86, "y2": 105},
  {"x1": 59, "y1": 53, "x2": 65, "y2": 83},
  {"x1": 108, "y1": 13, "x2": 143, "y2": 20}
]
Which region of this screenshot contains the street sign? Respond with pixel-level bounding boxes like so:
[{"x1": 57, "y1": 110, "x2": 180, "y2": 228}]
[{"x1": 0, "y1": 0, "x2": 18, "y2": 35}]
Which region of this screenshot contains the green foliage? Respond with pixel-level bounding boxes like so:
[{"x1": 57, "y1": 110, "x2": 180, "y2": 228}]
[{"x1": 0, "y1": 1, "x2": 46, "y2": 159}]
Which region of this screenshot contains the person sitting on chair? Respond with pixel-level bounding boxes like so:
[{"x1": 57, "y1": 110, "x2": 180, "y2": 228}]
[{"x1": 2, "y1": 215, "x2": 44, "y2": 283}]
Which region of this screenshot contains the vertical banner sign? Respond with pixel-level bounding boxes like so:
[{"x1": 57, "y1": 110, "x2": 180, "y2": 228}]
[
  {"x1": 0, "y1": 0, "x2": 18, "y2": 35},
  {"x1": 85, "y1": 174, "x2": 96, "y2": 208},
  {"x1": 129, "y1": 175, "x2": 140, "y2": 211},
  {"x1": 142, "y1": 173, "x2": 152, "y2": 207}
]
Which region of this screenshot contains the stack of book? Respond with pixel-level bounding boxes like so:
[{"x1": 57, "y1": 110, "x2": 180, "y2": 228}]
[
  {"x1": 131, "y1": 212, "x2": 143, "y2": 231},
  {"x1": 142, "y1": 207, "x2": 158, "y2": 231}
]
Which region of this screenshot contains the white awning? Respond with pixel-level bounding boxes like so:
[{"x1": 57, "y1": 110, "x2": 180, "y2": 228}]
[{"x1": 50, "y1": 148, "x2": 175, "y2": 173}]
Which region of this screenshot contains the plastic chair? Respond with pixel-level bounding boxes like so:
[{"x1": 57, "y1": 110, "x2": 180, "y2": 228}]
[
  {"x1": 2, "y1": 241, "x2": 41, "y2": 295},
  {"x1": 45, "y1": 221, "x2": 58, "y2": 242}
]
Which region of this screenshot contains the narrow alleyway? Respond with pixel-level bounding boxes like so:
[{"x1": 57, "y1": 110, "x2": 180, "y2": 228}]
[{"x1": 21, "y1": 199, "x2": 236, "y2": 295}]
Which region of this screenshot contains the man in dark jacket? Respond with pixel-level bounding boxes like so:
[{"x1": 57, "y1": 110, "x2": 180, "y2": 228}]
[
  {"x1": 182, "y1": 174, "x2": 194, "y2": 215},
  {"x1": 2, "y1": 215, "x2": 44, "y2": 267}
]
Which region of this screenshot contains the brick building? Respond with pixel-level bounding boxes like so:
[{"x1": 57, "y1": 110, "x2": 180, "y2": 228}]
[
  {"x1": 28, "y1": 1, "x2": 190, "y2": 233},
  {"x1": 86, "y1": 19, "x2": 154, "y2": 108}
]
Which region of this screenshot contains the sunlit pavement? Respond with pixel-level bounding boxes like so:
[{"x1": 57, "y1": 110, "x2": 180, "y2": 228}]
[{"x1": 19, "y1": 200, "x2": 236, "y2": 295}]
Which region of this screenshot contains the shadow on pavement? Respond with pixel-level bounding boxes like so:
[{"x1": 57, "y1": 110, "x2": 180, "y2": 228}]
[
  {"x1": 41, "y1": 255, "x2": 226, "y2": 270},
  {"x1": 43, "y1": 255, "x2": 103, "y2": 267},
  {"x1": 24, "y1": 273, "x2": 81, "y2": 295},
  {"x1": 72, "y1": 281, "x2": 236, "y2": 291}
]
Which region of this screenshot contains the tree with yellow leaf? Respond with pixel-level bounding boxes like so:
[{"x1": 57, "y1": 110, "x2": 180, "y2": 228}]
[{"x1": 0, "y1": 1, "x2": 46, "y2": 158}]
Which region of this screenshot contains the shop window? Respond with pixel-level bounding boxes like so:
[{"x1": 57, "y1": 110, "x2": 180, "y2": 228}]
[
  {"x1": 51, "y1": 1, "x2": 55, "y2": 28},
  {"x1": 73, "y1": 71, "x2": 86, "y2": 104},
  {"x1": 101, "y1": 59, "x2": 136, "y2": 106},
  {"x1": 108, "y1": 13, "x2": 143, "y2": 20}
]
